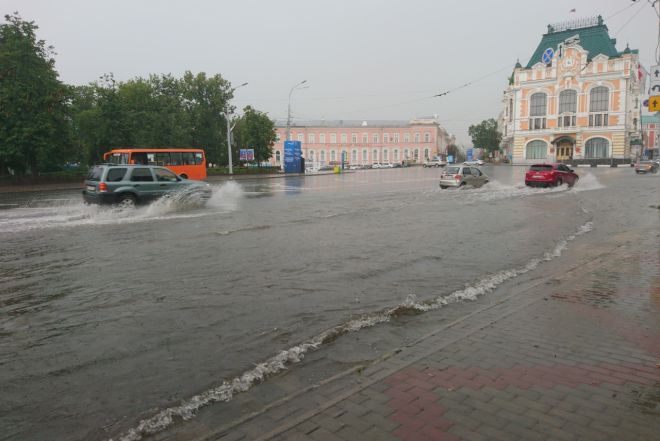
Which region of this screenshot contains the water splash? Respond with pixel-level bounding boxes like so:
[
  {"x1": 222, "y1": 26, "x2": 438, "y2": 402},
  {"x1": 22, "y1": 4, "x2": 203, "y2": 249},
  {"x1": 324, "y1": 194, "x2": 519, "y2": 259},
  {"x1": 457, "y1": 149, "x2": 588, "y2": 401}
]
[{"x1": 110, "y1": 221, "x2": 594, "y2": 441}]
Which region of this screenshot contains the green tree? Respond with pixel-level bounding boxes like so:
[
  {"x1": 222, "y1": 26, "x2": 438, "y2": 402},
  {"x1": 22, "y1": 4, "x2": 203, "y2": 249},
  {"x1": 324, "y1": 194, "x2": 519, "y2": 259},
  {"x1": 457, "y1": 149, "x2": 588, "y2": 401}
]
[
  {"x1": 0, "y1": 13, "x2": 72, "y2": 175},
  {"x1": 467, "y1": 118, "x2": 502, "y2": 158},
  {"x1": 235, "y1": 106, "x2": 277, "y2": 166}
]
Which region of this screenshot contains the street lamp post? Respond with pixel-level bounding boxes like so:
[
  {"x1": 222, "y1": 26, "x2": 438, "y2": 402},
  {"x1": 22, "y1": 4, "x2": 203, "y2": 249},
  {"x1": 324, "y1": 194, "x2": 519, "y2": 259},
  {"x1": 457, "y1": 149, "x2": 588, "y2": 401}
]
[
  {"x1": 285, "y1": 80, "x2": 307, "y2": 142},
  {"x1": 225, "y1": 82, "x2": 248, "y2": 175}
]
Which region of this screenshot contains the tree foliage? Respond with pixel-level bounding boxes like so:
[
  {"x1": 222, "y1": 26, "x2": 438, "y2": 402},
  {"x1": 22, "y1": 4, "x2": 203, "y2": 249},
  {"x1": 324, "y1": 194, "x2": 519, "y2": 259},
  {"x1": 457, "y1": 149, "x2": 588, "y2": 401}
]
[
  {"x1": 0, "y1": 13, "x2": 72, "y2": 175},
  {"x1": 467, "y1": 118, "x2": 502, "y2": 156},
  {"x1": 234, "y1": 106, "x2": 276, "y2": 166}
]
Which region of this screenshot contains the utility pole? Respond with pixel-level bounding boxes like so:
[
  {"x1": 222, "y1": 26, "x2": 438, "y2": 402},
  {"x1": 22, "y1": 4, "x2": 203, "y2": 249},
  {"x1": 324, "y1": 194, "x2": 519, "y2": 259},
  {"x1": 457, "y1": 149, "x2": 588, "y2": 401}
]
[
  {"x1": 285, "y1": 80, "x2": 308, "y2": 141},
  {"x1": 225, "y1": 82, "x2": 248, "y2": 175}
]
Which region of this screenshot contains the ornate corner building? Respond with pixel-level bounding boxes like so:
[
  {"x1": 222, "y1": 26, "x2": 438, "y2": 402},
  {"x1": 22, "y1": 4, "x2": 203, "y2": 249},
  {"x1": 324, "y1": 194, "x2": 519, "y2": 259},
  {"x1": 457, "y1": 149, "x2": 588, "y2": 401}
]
[{"x1": 500, "y1": 16, "x2": 644, "y2": 165}]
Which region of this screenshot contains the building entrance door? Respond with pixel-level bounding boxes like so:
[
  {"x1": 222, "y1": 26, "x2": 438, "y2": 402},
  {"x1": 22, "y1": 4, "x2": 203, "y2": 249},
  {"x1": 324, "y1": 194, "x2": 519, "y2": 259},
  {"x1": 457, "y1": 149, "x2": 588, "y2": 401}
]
[{"x1": 556, "y1": 141, "x2": 573, "y2": 161}]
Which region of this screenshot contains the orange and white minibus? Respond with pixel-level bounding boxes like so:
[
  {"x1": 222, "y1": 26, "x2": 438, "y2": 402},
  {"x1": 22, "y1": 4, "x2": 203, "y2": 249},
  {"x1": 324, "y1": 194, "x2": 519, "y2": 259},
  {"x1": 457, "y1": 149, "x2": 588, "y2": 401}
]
[{"x1": 103, "y1": 148, "x2": 207, "y2": 180}]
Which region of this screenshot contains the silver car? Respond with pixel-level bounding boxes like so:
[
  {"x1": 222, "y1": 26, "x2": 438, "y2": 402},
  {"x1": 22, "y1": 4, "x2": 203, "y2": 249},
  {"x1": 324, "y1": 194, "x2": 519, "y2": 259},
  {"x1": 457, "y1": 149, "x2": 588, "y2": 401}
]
[{"x1": 439, "y1": 165, "x2": 489, "y2": 189}]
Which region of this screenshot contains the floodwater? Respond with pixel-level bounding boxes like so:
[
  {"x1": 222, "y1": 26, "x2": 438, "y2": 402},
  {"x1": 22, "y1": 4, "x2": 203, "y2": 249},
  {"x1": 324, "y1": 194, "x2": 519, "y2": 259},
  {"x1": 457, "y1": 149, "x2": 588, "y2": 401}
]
[{"x1": 0, "y1": 166, "x2": 657, "y2": 441}]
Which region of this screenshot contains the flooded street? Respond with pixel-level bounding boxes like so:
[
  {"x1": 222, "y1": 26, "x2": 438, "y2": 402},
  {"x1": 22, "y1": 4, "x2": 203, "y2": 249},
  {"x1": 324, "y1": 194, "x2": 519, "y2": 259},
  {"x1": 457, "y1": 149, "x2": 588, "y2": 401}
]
[{"x1": 0, "y1": 166, "x2": 658, "y2": 441}]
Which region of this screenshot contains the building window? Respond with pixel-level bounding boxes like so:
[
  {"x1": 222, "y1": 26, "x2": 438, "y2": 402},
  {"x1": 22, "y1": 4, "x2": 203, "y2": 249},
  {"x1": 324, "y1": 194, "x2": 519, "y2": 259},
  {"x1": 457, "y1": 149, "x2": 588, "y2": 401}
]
[
  {"x1": 352, "y1": 149, "x2": 357, "y2": 162},
  {"x1": 404, "y1": 133, "x2": 410, "y2": 143},
  {"x1": 308, "y1": 134, "x2": 315, "y2": 144},
  {"x1": 584, "y1": 138, "x2": 609, "y2": 158},
  {"x1": 414, "y1": 133, "x2": 420, "y2": 143},
  {"x1": 373, "y1": 134, "x2": 379, "y2": 144},
  {"x1": 414, "y1": 149, "x2": 420, "y2": 160},
  {"x1": 320, "y1": 133, "x2": 326, "y2": 143},
  {"x1": 558, "y1": 90, "x2": 577, "y2": 127},
  {"x1": 341, "y1": 133, "x2": 347, "y2": 143},
  {"x1": 309, "y1": 150, "x2": 315, "y2": 161},
  {"x1": 404, "y1": 148, "x2": 409, "y2": 158},
  {"x1": 383, "y1": 149, "x2": 389, "y2": 161},
  {"x1": 362, "y1": 133, "x2": 368, "y2": 143},
  {"x1": 394, "y1": 149, "x2": 399, "y2": 160},
  {"x1": 297, "y1": 133, "x2": 304, "y2": 142},
  {"x1": 275, "y1": 151, "x2": 281, "y2": 162},
  {"x1": 372, "y1": 149, "x2": 378, "y2": 162},
  {"x1": 331, "y1": 150, "x2": 336, "y2": 162},
  {"x1": 394, "y1": 133, "x2": 400, "y2": 143},
  {"x1": 383, "y1": 133, "x2": 389, "y2": 143},
  {"x1": 529, "y1": 92, "x2": 547, "y2": 130},
  {"x1": 424, "y1": 148, "x2": 430, "y2": 159},
  {"x1": 424, "y1": 133, "x2": 431, "y2": 143},
  {"x1": 331, "y1": 133, "x2": 337, "y2": 143},
  {"x1": 352, "y1": 133, "x2": 357, "y2": 143},
  {"x1": 320, "y1": 150, "x2": 326, "y2": 162},
  {"x1": 362, "y1": 149, "x2": 368, "y2": 162},
  {"x1": 525, "y1": 140, "x2": 547, "y2": 159},
  {"x1": 589, "y1": 86, "x2": 609, "y2": 127}
]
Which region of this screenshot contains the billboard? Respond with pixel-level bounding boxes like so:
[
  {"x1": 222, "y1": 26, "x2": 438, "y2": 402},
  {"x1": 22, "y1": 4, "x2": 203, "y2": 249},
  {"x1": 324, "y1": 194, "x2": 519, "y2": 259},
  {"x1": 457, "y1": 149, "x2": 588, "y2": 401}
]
[
  {"x1": 283, "y1": 141, "x2": 303, "y2": 173},
  {"x1": 239, "y1": 149, "x2": 255, "y2": 161}
]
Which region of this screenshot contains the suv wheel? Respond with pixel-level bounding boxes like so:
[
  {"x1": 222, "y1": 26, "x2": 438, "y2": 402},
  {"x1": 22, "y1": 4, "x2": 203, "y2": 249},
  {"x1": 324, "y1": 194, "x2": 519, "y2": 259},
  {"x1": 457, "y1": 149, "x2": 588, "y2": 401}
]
[
  {"x1": 117, "y1": 193, "x2": 137, "y2": 208},
  {"x1": 556, "y1": 178, "x2": 563, "y2": 187}
]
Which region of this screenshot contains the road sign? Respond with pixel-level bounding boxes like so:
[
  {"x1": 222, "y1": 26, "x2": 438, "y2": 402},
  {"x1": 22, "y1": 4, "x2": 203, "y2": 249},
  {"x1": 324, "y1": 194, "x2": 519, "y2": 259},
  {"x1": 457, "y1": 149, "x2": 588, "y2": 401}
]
[
  {"x1": 650, "y1": 65, "x2": 660, "y2": 95},
  {"x1": 542, "y1": 48, "x2": 554, "y2": 65},
  {"x1": 649, "y1": 96, "x2": 660, "y2": 112}
]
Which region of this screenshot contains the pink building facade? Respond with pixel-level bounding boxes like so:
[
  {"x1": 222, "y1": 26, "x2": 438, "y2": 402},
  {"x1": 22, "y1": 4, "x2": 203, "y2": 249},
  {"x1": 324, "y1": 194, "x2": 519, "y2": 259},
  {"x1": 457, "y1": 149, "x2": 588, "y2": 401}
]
[{"x1": 269, "y1": 118, "x2": 452, "y2": 167}]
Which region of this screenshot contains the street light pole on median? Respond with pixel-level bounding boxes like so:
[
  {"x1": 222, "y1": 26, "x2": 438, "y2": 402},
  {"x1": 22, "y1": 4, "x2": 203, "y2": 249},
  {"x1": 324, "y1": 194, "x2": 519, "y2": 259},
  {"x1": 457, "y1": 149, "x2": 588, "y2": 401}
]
[
  {"x1": 285, "y1": 80, "x2": 308, "y2": 142},
  {"x1": 226, "y1": 82, "x2": 248, "y2": 175}
]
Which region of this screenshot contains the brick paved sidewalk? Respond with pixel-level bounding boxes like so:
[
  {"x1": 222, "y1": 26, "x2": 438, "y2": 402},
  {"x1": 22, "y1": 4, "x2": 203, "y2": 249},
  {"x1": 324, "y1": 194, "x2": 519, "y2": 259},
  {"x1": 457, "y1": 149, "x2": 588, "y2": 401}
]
[{"x1": 182, "y1": 239, "x2": 659, "y2": 441}]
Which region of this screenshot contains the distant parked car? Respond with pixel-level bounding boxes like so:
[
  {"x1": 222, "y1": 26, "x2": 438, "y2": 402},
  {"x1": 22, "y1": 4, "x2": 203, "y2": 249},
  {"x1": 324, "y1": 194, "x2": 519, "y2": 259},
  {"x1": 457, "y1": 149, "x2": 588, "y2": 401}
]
[
  {"x1": 83, "y1": 164, "x2": 211, "y2": 207},
  {"x1": 525, "y1": 163, "x2": 579, "y2": 188},
  {"x1": 463, "y1": 159, "x2": 484, "y2": 166},
  {"x1": 423, "y1": 159, "x2": 447, "y2": 168},
  {"x1": 634, "y1": 160, "x2": 658, "y2": 174},
  {"x1": 382, "y1": 163, "x2": 394, "y2": 168},
  {"x1": 372, "y1": 163, "x2": 382, "y2": 169},
  {"x1": 439, "y1": 165, "x2": 489, "y2": 189}
]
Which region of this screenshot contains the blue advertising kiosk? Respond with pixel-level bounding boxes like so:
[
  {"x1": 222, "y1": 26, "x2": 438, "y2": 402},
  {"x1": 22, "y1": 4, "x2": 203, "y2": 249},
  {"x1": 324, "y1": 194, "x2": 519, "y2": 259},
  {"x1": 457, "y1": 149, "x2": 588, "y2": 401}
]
[{"x1": 283, "y1": 140, "x2": 303, "y2": 173}]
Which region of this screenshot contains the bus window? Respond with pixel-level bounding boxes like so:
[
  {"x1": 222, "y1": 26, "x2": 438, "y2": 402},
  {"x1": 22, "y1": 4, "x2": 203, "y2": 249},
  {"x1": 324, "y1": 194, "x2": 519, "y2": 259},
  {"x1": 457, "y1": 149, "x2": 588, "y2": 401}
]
[
  {"x1": 155, "y1": 152, "x2": 170, "y2": 166},
  {"x1": 170, "y1": 152, "x2": 183, "y2": 166},
  {"x1": 146, "y1": 153, "x2": 156, "y2": 164},
  {"x1": 131, "y1": 152, "x2": 149, "y2": 165},
  {"x1": 181, "y1": 152, "x2": 194, "y2": 165},
  {"x1": 194, "y1": 152, "x2": 204, "y2": 165},
  {"x1": 109, "y1": 153, "x2": 129, "y2": 164}
]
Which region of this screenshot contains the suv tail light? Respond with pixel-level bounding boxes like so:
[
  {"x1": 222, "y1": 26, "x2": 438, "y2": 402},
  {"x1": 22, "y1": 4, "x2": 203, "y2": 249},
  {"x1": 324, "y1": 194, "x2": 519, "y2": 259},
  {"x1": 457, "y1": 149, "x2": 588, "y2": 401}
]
[
  {"x1": 98, "y1": 182, "x2": 108, "y2": 192},
  {"x1": 454, "y1": 174, "x2": 462, "y2": 180}
]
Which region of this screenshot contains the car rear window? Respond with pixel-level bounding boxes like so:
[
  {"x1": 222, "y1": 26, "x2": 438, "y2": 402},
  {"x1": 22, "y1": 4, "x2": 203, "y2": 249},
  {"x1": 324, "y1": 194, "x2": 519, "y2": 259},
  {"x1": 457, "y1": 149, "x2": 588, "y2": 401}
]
[
  {"x1": 446, "y1": 166, "x2": 460, "y2": 174},
  {"x1": 530, "y1": 165, "x2": 553, "y2": 171},
  {"x1": 106, "y1": 168, "x2": 127, "y2": 182},
  {"x1": 87, "y1": 166, "x2": 104, "y2": 181}
]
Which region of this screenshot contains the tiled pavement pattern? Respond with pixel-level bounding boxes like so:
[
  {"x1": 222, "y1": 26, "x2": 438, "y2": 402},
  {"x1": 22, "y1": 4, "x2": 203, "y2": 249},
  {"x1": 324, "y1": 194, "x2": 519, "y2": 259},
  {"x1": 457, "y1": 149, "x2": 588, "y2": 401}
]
[{"x1": 198, "y1": 241, "x2": 660, "y2": 441}]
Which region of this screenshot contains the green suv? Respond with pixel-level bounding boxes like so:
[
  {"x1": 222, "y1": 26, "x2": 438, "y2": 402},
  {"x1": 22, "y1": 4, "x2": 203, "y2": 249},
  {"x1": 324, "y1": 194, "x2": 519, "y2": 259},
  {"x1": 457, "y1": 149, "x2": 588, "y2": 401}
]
[{"x1": 82, "y1": 164, "x2": 212, "y2": 207}]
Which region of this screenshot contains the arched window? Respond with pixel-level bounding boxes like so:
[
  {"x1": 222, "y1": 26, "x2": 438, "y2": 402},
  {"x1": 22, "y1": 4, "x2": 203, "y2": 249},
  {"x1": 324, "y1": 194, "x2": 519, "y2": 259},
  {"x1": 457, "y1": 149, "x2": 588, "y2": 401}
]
[
  {"x1": 383, "y1": 149, "x2": 389, "y2": 161},
  {"x1": 275, "y1": 151, "x2": 281, "y2": 162},
  {"x1": 372, "y1": 149, "x2": 378, "y2": 162},
  {"x1": 414, "y1": 133, "x2": 420, "y2": 143},
  {"x1": 309, "y1": 150, "x2": 315, "y2": 161},
  {"x1": 424, "y1": 133, "x2": 431, "y2": 143},
  {"x1": 414, "y1": 149, "x2": 420, "y2": 160},
  {"x1": 393, "y1": 149, "x2": 399, "y2": 161},
  {"x1": 558, "y1": 90, "x2": 577, "y2": 127},
  {"x1": 584, "y1": 138, "x2": 609, "y2": 158},
  {"x1": 526, "y1": 140, "x2": 547, "y2": 159},
  {"x1": 589, "y1": 87, "x2": 609, "y2": 127},
  {"x1": 529, "y1": 93, "x2": 547, "y2": 130},
  {"x1": 331, "y1": 150, "x2": 336, "y2": 162},
  {"x1": 351, "y1": 149, "x2": 357, "y2": 163},
  {"x1": 362, "y1": 149, "x2": 368, "y2": 162},
  {"x1": 320, "y1": 150, "x2": 326, "y2": 162},
  {"x1": 424, "y1": 148, "x2": 430, "y2": 159},
  {"x1": 404, "y1": 148, "x2": 409, "y2": 159}
]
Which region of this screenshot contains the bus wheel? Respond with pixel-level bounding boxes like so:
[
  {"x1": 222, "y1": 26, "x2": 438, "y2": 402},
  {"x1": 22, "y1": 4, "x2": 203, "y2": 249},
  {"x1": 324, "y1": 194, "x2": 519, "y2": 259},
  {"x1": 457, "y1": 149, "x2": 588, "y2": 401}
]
[{"x1": 180, "y1": 174, "x2": 188, "y2": 179}]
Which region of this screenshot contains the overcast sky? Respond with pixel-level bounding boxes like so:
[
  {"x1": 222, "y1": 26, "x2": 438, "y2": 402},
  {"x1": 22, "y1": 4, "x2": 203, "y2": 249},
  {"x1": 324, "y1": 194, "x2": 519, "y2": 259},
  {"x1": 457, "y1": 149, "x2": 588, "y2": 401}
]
[{"x1": 2, "y1": 0, "x2": 657, "y2": 144}]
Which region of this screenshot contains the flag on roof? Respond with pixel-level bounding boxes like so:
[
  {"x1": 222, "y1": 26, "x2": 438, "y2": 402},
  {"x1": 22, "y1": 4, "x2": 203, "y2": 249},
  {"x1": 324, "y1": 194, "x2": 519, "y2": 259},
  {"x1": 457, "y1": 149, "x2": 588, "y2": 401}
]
[{"x1": 569, "y1": 8, "x2": 576, "y2": 13}]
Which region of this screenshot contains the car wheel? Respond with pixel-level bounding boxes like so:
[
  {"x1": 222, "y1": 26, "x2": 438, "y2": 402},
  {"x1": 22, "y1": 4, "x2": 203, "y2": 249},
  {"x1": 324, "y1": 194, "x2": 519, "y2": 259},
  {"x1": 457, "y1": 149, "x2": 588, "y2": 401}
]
[
  {"x1": 440, "y1": 185, "x2": 448, "y2": 189},
  {"x1": 117, "y1": 193, "x2": 137, "y2": 208},
  {"x1": 556, "y1": 178, "x2": 563, "y2": 187}
]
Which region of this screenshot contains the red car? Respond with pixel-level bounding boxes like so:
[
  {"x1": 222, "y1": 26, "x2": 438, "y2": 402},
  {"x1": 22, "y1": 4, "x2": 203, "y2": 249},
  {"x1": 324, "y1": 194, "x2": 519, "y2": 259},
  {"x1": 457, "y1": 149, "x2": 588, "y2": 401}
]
[{"x1": 525, "y1": 163, "x2": 579, "y2": 188}]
